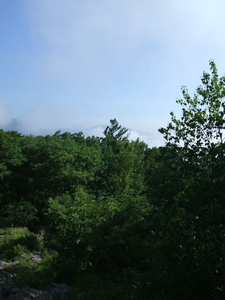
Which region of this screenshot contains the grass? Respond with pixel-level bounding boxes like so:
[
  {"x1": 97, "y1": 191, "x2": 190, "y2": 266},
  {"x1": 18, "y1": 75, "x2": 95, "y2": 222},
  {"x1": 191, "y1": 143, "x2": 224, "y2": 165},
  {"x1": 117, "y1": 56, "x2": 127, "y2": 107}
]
[{"x1": 0, "y1": 227, "x2": 30, "y2": 236}]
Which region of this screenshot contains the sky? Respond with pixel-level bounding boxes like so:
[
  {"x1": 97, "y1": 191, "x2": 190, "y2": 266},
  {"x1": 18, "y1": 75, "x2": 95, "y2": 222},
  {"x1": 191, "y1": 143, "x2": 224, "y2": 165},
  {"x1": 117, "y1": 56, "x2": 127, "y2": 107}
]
[{"x1": 1, "y1": 0, "x2": 225, "y2": 146}]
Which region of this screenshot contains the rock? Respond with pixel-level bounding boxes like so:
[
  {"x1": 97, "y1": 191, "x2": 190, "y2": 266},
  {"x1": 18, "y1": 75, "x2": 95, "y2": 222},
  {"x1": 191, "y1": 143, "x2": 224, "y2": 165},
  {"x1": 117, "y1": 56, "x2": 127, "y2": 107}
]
[
  {"x1": 0, "y1": 269, "x2": 16, "y2": 285},
  {"x1": 0, "y1": 260, "x2": 20, "y2": 269},
  {"x1": 0, "y1": 267, "x2": 70, "y2": 299},
  {"x1": 21, "y1": 252, "x2": 43, "y2": 264},
  {"x1": 28, "y1": 252, "x2": 43, "y2": 264},
  {"x1": 6, "y1": 285, "x2": 51, "y2": 300},
  {"x1": 5, "y1": 283, "x2": 70, "y2": 300},
  {"x1": 0, "y1": 255, "x2": 70, "y2": 299}
]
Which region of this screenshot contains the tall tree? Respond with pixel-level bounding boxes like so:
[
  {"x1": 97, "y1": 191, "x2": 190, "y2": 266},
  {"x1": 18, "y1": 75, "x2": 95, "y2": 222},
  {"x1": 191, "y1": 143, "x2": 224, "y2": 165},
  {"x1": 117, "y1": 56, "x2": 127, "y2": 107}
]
[
  {"x1": 103, "y1": 118, "x2": 129, "y2": 141},
  {"x1": 153, "y1": 61, "x2": 225, "y2": 299}
]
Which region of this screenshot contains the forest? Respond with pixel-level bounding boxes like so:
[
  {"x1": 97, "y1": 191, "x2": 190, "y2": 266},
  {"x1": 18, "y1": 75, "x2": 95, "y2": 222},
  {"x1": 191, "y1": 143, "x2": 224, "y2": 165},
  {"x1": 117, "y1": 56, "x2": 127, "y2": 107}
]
[{"x1": 1, "y1": 60, "x2": 225, "y2": 299}]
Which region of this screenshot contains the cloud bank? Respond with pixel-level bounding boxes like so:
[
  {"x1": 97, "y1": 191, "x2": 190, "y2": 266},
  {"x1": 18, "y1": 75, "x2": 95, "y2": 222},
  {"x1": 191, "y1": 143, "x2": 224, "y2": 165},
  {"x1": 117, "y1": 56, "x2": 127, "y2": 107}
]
[
  {"x1": 0, "y1": 99, "x2": 11, "y2": 128},
  {"x1": 2, "y1": 0, "x2": 225, "y2": 147},
  {"x1": 0, "y1": 99, "x2": 164, "y2": 146},
  {"x1": 23, "y1": 0, "x2": 225, "y2": 80}
]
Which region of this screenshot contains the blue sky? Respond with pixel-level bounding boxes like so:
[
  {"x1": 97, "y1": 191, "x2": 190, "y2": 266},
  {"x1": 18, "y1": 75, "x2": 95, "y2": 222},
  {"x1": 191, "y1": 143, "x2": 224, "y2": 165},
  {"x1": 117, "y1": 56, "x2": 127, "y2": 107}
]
[{"x1": 1, "y1": 0, "x2": 225, "y2": 146}]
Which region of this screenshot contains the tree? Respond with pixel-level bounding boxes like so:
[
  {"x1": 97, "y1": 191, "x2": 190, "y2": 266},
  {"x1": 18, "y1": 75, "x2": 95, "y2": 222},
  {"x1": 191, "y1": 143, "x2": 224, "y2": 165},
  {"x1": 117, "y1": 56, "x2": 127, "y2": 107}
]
[
  {"x1": 20, "y1": 132, "x2": 102, "y2": 230},
  {"x1": 45, "y1": 120, "x2": 149, "y2": 288},
  {"x1": 159, "y1": 60, "x2": 225, "y2": 156},
  {"x1": 103, "y1": 118, "x2": 129, "y2": 141},
  {"x1": 93, "y1": 120, "x2": 146, "y2": 197},
  {"x1": 0, "y1": 130, "x2": 29, "y2": 226},
  {"x1": 154, "y1": 61, "x2": 225, "y2": 298}
]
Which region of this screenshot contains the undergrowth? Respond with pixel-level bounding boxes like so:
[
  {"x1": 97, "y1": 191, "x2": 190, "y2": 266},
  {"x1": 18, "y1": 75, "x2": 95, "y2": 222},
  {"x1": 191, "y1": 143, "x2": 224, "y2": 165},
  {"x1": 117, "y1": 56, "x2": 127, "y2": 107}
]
[
  {"x1": 0, "y1": 228, "x2": 44, "y2": 261},
  {"x1": 0, "y1": 227, "x2": 125, "y2": 300}
]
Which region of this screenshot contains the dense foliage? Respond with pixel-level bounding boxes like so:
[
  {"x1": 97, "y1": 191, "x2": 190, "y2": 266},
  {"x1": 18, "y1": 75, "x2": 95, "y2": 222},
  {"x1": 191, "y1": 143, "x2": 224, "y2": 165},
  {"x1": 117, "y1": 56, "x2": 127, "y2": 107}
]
[{"x1": 1, "y1": 63, "x2": 225, "y2": 299}]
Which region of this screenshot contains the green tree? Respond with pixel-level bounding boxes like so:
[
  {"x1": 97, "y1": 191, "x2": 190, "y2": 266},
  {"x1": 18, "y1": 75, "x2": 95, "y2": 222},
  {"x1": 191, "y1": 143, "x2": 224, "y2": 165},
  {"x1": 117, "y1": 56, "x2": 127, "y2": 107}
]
[
  {"x1": 20, "y1": 132, "x2": 102, "y2": 230},
  {"x1": 44, "y1": 121, "x2": 149, "y2": 291},
  {"x1": 152, "y1": 61, "x2": 225, "y2": 299},
  {"x1": 0, "y1": 130, "x2": 32, "y2": 227},
  {"x1": 46, "y1": 188, "x2": 148, "y2": 274},
  {"x1": 159, "y1": 60, "x2": 225, "y2": 156},
  {"x1": 103, "y1": 118, "x2": 129, "y2": 141},
  {"x1": 94, "y1": 119, "x2": 147, "y2": 197}
]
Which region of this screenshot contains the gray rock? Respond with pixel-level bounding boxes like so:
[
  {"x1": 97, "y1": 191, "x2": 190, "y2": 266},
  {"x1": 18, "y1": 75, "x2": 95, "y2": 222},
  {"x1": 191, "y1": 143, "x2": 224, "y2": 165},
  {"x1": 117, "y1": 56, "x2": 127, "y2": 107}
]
[
  {"x1": 21, "y1": 252, "x2": 43, "y2": 264},
  {"x1": 0, "y1": 255, "x2": 70, "y2": 299},
  {"x1": 0, "y1": 269, "x2": 16, "y2": 286},
  {"x1": 5, "y1": 283, "x2": 70, "y2": 300},
  {"x1": 0, "y1": 260, "x2": 20, "y2": 269},
  {"x1": 6, "y1": 285, "x2": 51, "y2": 300}
]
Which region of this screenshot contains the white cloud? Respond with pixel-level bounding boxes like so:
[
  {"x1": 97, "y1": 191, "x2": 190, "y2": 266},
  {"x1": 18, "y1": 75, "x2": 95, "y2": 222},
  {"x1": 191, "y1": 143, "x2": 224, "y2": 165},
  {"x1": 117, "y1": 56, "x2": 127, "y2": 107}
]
[
  {"x1": 11, "y1": 0, "x2": 223, "y2": 105},
  {"x1": 18, "y1": 103, "x2": 86, "y2": 135},
  {"x1": 1, "y1": 103, "x2": 166, "y2": 146},
  {"x1": 21, "y1": 0, "x2": 225, "y2": 80},
  {"x1": 83, "y1": 125, "x2": 105, "y2": 139},
  {"x1": 124, "y1": 117, "x2": 167, "y2": 146},
  {"x1": 0, "y1": 99, "x2": 11, "y2": 128}
]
